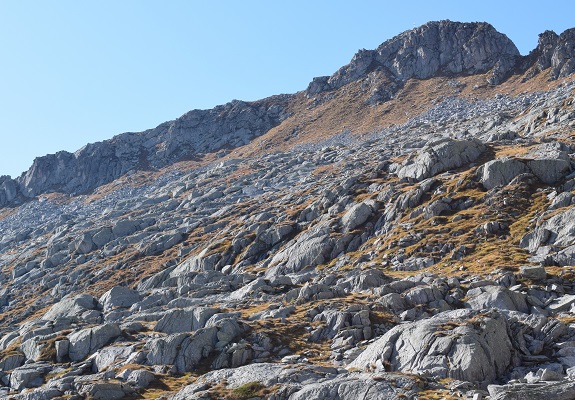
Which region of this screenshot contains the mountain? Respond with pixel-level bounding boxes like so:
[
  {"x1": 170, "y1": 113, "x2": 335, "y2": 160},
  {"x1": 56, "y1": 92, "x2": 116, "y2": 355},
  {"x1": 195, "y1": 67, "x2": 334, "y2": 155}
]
[{"x1": 2, "y1": 20, "x2": 575, "y2": 399}]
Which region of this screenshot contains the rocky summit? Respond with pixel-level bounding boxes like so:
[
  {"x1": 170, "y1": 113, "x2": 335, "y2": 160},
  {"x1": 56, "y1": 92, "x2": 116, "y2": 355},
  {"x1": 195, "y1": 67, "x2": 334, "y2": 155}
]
[{"x1": 4, "y1": 20, "x2": 575, "y2": 400}]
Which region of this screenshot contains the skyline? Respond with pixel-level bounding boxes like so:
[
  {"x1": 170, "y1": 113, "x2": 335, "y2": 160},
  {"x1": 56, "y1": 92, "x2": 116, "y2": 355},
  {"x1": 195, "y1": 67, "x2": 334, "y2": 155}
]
[{"x1": 2, "y1": 1, "x2": 575, "y2": 178}]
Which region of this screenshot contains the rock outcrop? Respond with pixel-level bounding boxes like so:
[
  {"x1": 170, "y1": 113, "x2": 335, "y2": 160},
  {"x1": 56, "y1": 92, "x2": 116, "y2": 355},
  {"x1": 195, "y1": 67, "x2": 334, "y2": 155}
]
[
  {"x1": 350, "y1": 309, "x2": 517, "y2": 383},
  {"x1": 307, "y1": 20, "x2": 520, "y2": 96},
  {"x1": 528, "y1": 28, "x2": 575, "y2": 79},
  {"x1": 0, "y1": 96, "x2": 291, "y2": 206},
  {"x1": 394, "y1": 138, "x2": 486, "y2": 182},
  {"x1": 2, "y1": 22, "x2": 575, "y2": 208},
  {"x1": 3, "y1": 19, "x2": 575, "y2": 400}
]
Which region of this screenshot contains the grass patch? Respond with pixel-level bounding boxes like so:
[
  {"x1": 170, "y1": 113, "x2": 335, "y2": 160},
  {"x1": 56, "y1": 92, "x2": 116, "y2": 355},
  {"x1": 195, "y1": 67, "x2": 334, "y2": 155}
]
[{"x1": 231, "y1": 381, "x2": 265, "y2": 399}]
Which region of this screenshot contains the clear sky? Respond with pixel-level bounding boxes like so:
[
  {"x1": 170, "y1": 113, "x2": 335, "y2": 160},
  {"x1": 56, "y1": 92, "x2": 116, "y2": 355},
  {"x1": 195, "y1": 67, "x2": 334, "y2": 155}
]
[{"x1": 1, "y1": 1, "x2": 574, "y2": 178}]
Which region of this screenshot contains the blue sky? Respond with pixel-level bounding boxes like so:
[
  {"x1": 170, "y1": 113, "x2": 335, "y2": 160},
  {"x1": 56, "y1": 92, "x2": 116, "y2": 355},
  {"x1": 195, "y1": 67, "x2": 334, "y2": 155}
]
[{"x1": 1, "y1": 1, "x2": 574, "y2": 178}]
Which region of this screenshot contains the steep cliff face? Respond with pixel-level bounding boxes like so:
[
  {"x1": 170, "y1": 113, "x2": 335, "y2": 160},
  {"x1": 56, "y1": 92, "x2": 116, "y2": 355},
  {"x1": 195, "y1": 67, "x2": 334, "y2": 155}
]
[
  {"x1": 2, "y1": 21, "x2": 575, "y2": 207},
  {"x1": 523, "y1": 28, "x2": 575, "y2": 80},
  {"x1": 550, "y1": 28, "x2": 575, "y2": 79},
  {"x1": 306, "y1": 20, "x2": 520, "y2": 95}
]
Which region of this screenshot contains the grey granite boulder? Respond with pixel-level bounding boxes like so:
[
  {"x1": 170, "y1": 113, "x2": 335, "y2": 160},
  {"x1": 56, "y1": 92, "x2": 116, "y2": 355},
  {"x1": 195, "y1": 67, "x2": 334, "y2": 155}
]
[
  {"x1": 266, "y1": 222, "x2": 334, "y2": 277},
  {"x1": 42, "y1": 293, "x2": 99, "y2": 322},
  {"x1": 349, "y1": 309, "x2": 517, "y2": 383},
  {"x1": 396, "y1": 138, "x2": 485, "y2": 182},
  {"x1": 146, "y1": 327, "x2": 219, "y2": 373},
  {"x1": 288, "y1": 372, "x2": 421, "y2": 400},
  {"x1": 99, "y1": 286, "x2": 141, "y2": 312},
  {"x1": 488, "y1": 380, "x2": 575, "y2": 400},
  {"x1": 478, "y1": 158, "x2": 530, "y2": 189},
  {"x1": 0, "y1": 353, "x2": 25, "y2": 371},
  {"x1": 92, "y1": 344, "x2": 135, "y2": 372},
  {"x1": 154, "y1": 307, "x2": 219, "y2": 334},
  {"x1": 68, "y1": 323, "x2": 122, "y2": 361},
  {"x1": 519, "y1": 265, "x2": 546, "y2": 281},
  {"x1": 127, "y1": 369, "x2": 156, "y2": 389},
  {"x1": 145, "y1": 332, "x2": 188, "y2": 367},
  {"x1": 465, "y1": 285, "x2": 529, "y2": 313},
  {"x1": 341, "y1": 200, "x2": 377, "y2": 232},
  {"x1": 520, "y1": 206, "x2": 575, "y2": 264},
  {"x1": 77, "y1": 382, "x2": 136, "y2": 400},
  {"x1": 112, "y1": 219, "x2": 141, "y2": 237},
  {"x1": 10, "y1": 363, "x2": 52, "y2": 391},
  {"x1": 527, "y1": 158, "x2": 571, "y2": 184}
]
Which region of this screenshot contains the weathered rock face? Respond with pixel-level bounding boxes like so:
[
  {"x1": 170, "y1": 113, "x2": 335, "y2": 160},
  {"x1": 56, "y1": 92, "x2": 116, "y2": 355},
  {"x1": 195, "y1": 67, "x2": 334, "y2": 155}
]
[
  {"x1": 307, "y1": 20, "x2": 520, "y2": 96},
  {"x1": 341, "y1": 200, "x2": 377, "y2": 232},
  {"x1": 550, "y1": 28, "x2": 575, "y2": 79},
  {"x1": 520, "y1": 205, "x2": 575, "y2": 265},
  {"x1": 6, "y1": 96, "x2": 291, "y2": 201},
  {"x1": 288, "y1": 372, "x2": 421, "y2": 400},
  {"x1": 533, "y1": 30, "x2": 560, "y2": 72},
  {"x1": 478, "y1": 158, "x2": 530, "y2": 189},
  {"x1": 68, "y1": 323, "x2": 122, "y2": 361},
  {"x1": 394, "y1": 138, "x2": 486, "y2": 182},
  {"x1": 524, "y1": 27, "x2": 575, "y2": 81},
  {"x1": 465, "y1": 285, "x2": 529, "y2": 313},
  {"x1": 42, "y1": 294, "x2": 99, "y2": 322},
  {"x1": 0, "y1": 176, "x2": 19, "y2": 207},
  {"x1": 4, "y1": 19, "x2": 575, "y2": 400},
  {"x1": 99, "y1": 286, "x2": 141, "y2": 312},
  {"x1": 488, "y1": 381, "x2": 575, "y2": 400},
  {"x1": 144, "y1": 316, "x2": 245, "y2": 370},
  {"x1": 1, "y1": 22, "x2": 575, "y2": 209},
  {"x1": 154, "y1": 307, "x2": 219, "y2": 334},
  {"x1": 350, "y1": 309, "x2": 517, "y2": 383}
]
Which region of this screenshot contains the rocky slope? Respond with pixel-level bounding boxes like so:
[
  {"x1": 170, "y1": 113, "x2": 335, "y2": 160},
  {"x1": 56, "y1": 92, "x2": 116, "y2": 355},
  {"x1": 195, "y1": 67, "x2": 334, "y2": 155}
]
[{"x1": 2, "y1": 20, "x2": 575, "y2": 399}]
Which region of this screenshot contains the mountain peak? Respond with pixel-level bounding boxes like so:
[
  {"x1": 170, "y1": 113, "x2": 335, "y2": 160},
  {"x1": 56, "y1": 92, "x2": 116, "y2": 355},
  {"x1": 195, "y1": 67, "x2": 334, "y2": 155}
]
[{"x1": 307, "y1": 20, "x2": 520, "y2": 96}]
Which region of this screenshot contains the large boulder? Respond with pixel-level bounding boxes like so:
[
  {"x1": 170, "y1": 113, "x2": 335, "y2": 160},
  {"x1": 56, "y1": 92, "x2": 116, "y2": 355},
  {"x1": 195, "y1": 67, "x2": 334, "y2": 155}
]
[
  {"x1": 478, "y1": 158, "x2": 530, "y2": 189},
  {"x1": 527, "y1": 159, "x2": 571, "y2": 184},
  {"x1": 68, "y1": 323, "x2": 122, "y2": 361},
  {"x1": 146, "y1": 319, "x2": 244, "y2": 373},
  {"x1": 266, "y1": 222, "x2": 334, "y2": 277},
  {"x1": 10, "y1": 363, "x2": 52, "y2": 391},
  {"x1": 349, "y1": 309, "x2": 517, "y2": 383},
  {"x1": 154, "y1": 307, "x2": 219, "y2": 334},
  {"x1": 146, "y1": 328, "x2": 218, "y2": 373},
  {"x1": 396, "y1": 138, "x2": 485, "y2": 182},
  {"x1": 488, "y1": 381, "x2": 575, "y2": 400},
  {"x1": 42, "y1": 294, "x2": 99, "y2": 322},
  {"x1": 92, "y1": 345, "x2": 135, "y2": 372},
  {"x1": 520, "y1": 206, "x2": 575, "y2": 265},
  {"x1": 0, "y1": 353, "x2": 25, "y2": 371},
  {"x1": 112, "y1": 218, "x2": 141, "y2": 237},
  {"x1": 479, "y1": 143, "x2": 572, "y2": 190},
  {"x1": 127, "y1": 369, "x2": 156, "y2": 390},
  {"x1": 289, "y1": 372, "x2": 421, "y2": 400},
  {"x1": 78, "y1": 382, "x2": 136, "y2": 400},
  {"x1": 99, "y1": 286, "x2": 141, "y2": 312},
  {"x1": 465, "y1": 285, "x2": 529, "y2": 313},
  {"x1": 341, "y1": 200, "x2": 377, "y2": 232},
  {"x1": 524, "y1": 142, "x2": 572, "y2": 184}
]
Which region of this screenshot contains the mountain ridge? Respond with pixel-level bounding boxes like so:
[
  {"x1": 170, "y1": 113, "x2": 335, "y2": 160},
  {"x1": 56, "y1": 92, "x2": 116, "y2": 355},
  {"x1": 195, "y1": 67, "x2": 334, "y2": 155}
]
[
  {"x1": 3, "y1": 18, "x2": 575, "y2": 398},
  {"x1": 2, "y1": 20, "x2": 575, "y2": 208}
]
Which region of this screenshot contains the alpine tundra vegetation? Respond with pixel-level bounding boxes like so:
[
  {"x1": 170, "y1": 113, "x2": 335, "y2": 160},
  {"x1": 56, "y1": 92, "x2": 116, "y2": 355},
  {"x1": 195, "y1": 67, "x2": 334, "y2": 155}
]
[{"x1": 4, "y1": 20, "x2": 575, "y2": 399}]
